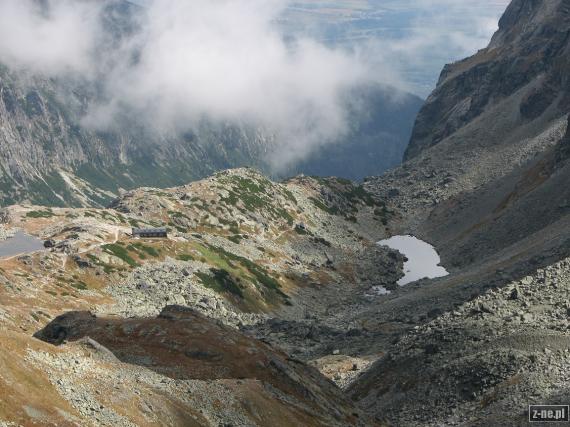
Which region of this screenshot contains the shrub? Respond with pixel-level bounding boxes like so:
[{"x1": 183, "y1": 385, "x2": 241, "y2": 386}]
[
  {"x1": 102, "y1": 244, "x2": 139, "y2": 267},
  {"x1": 196, "y1": 268, "x2": 243, "y2": 297},
  {"x1": 26, "y1": 210, "x2": 55, "y2": 218}
]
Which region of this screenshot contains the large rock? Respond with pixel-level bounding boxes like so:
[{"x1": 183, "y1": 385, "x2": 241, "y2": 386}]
[{"x1": 33, "y1": 311, "x2": 97, "y2": 345}]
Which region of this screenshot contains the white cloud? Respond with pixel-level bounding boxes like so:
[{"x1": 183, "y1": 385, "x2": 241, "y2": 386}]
[
  {"x1": 0, "y1": 0, "x2": 376, "y2": 170},
  {"x1": 101, "y1": 0, "x2": 367, "y2": 129},
  {"x1": 0, "y1": 0, "x2": 509, "y2": 169},
  {"x1": 0, "y1": 1, "x2": 105, "y2": 75}
]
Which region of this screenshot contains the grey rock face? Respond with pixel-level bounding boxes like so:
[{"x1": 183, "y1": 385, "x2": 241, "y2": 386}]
[{"x1": 405, "y1": 0, "x2": 570, "y2": 160}]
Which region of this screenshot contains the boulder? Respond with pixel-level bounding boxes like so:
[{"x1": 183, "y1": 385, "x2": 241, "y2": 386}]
[
  {"x1": 43, "y1": 239, "x2": 56, "y2": 248},
  {"x1": 72, "y1": 256, "x2": 92, "y2": 269},
  {"x1": 34, "y1": 311, "x2": 97, "y2": 345}
]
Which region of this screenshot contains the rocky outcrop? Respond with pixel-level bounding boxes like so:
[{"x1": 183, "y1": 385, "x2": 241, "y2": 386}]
[
  {"x1": 34, "y1": 311, "x2": 97, "y2": 345},
  {"x1": 32, "y1": 306, "x2": 373, "y2": 426}
]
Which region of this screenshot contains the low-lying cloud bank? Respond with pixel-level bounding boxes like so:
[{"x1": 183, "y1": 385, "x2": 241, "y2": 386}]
[
  {"x1": 0, "y1": 0, "x2": 375, "y2": 169},
  {"x1": 0, "y1": 1, "x2": 102, "y2": 75},
  {"x1": 0, "y1": 0, "x2": 507, "y2": 170}
]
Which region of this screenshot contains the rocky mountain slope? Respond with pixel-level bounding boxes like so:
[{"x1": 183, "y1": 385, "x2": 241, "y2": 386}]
[
  {"x1": 366, "y1": 0, "x2": 570, "y2": 271},
  {"x1": 0, "y1": 168, "x2": 401, "y2": 425},
  {"x1": 404, "y1": 0, "x2": 570, "y2": 161},
  {"x1": 0, "y1": 62, "x2": 421, "y2": 207},
  {"x1": 351, "y1": 257, "x2": 570, "y2": 426},
  {"x1": 3, "y1": 1, "x2": 570, "y2": 426},
  {"x1": 0, "y1": 61, "x2": 272, "y2": 207},
  {"x1": 354, "y1": 0, "x2": 570, "y2": 424},
  {"x1": 32, "y1": 306, "x2": 363, "y2": 427}
]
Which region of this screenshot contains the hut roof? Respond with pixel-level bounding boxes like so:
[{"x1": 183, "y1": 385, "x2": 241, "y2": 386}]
[{"x1": 132, "y1": 227, "x2": 167, "y2": 234}]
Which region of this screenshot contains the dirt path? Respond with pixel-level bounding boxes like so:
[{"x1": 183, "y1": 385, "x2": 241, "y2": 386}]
[{"x1": 61, "y1": 226, "x2": 123, "y2": 270}]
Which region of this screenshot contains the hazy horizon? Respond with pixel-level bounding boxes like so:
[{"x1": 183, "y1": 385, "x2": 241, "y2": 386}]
[{"x1": 282, "y1": 0, "x2": 511, "y2": 97}]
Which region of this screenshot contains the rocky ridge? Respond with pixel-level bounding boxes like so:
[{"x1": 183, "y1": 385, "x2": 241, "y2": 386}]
[{"x1": 31, "y1": 305, "x2": 368, "y2": 427}]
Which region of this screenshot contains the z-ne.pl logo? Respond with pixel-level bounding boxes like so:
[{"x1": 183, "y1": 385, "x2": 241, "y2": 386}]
[{"x1": 529, "y1": 405, "x2": 569, "y2": 422}]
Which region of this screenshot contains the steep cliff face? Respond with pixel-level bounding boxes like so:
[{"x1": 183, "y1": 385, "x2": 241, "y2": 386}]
[
  {"x1": 374, "y1": 0, "x2": 570, "y2": 270},
  {"x1": 405, "y1": 0, "x2": 570, "y2": 160},
  {"x1": 365, "y1": 0, "x2": 570, "y2": 253}
]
